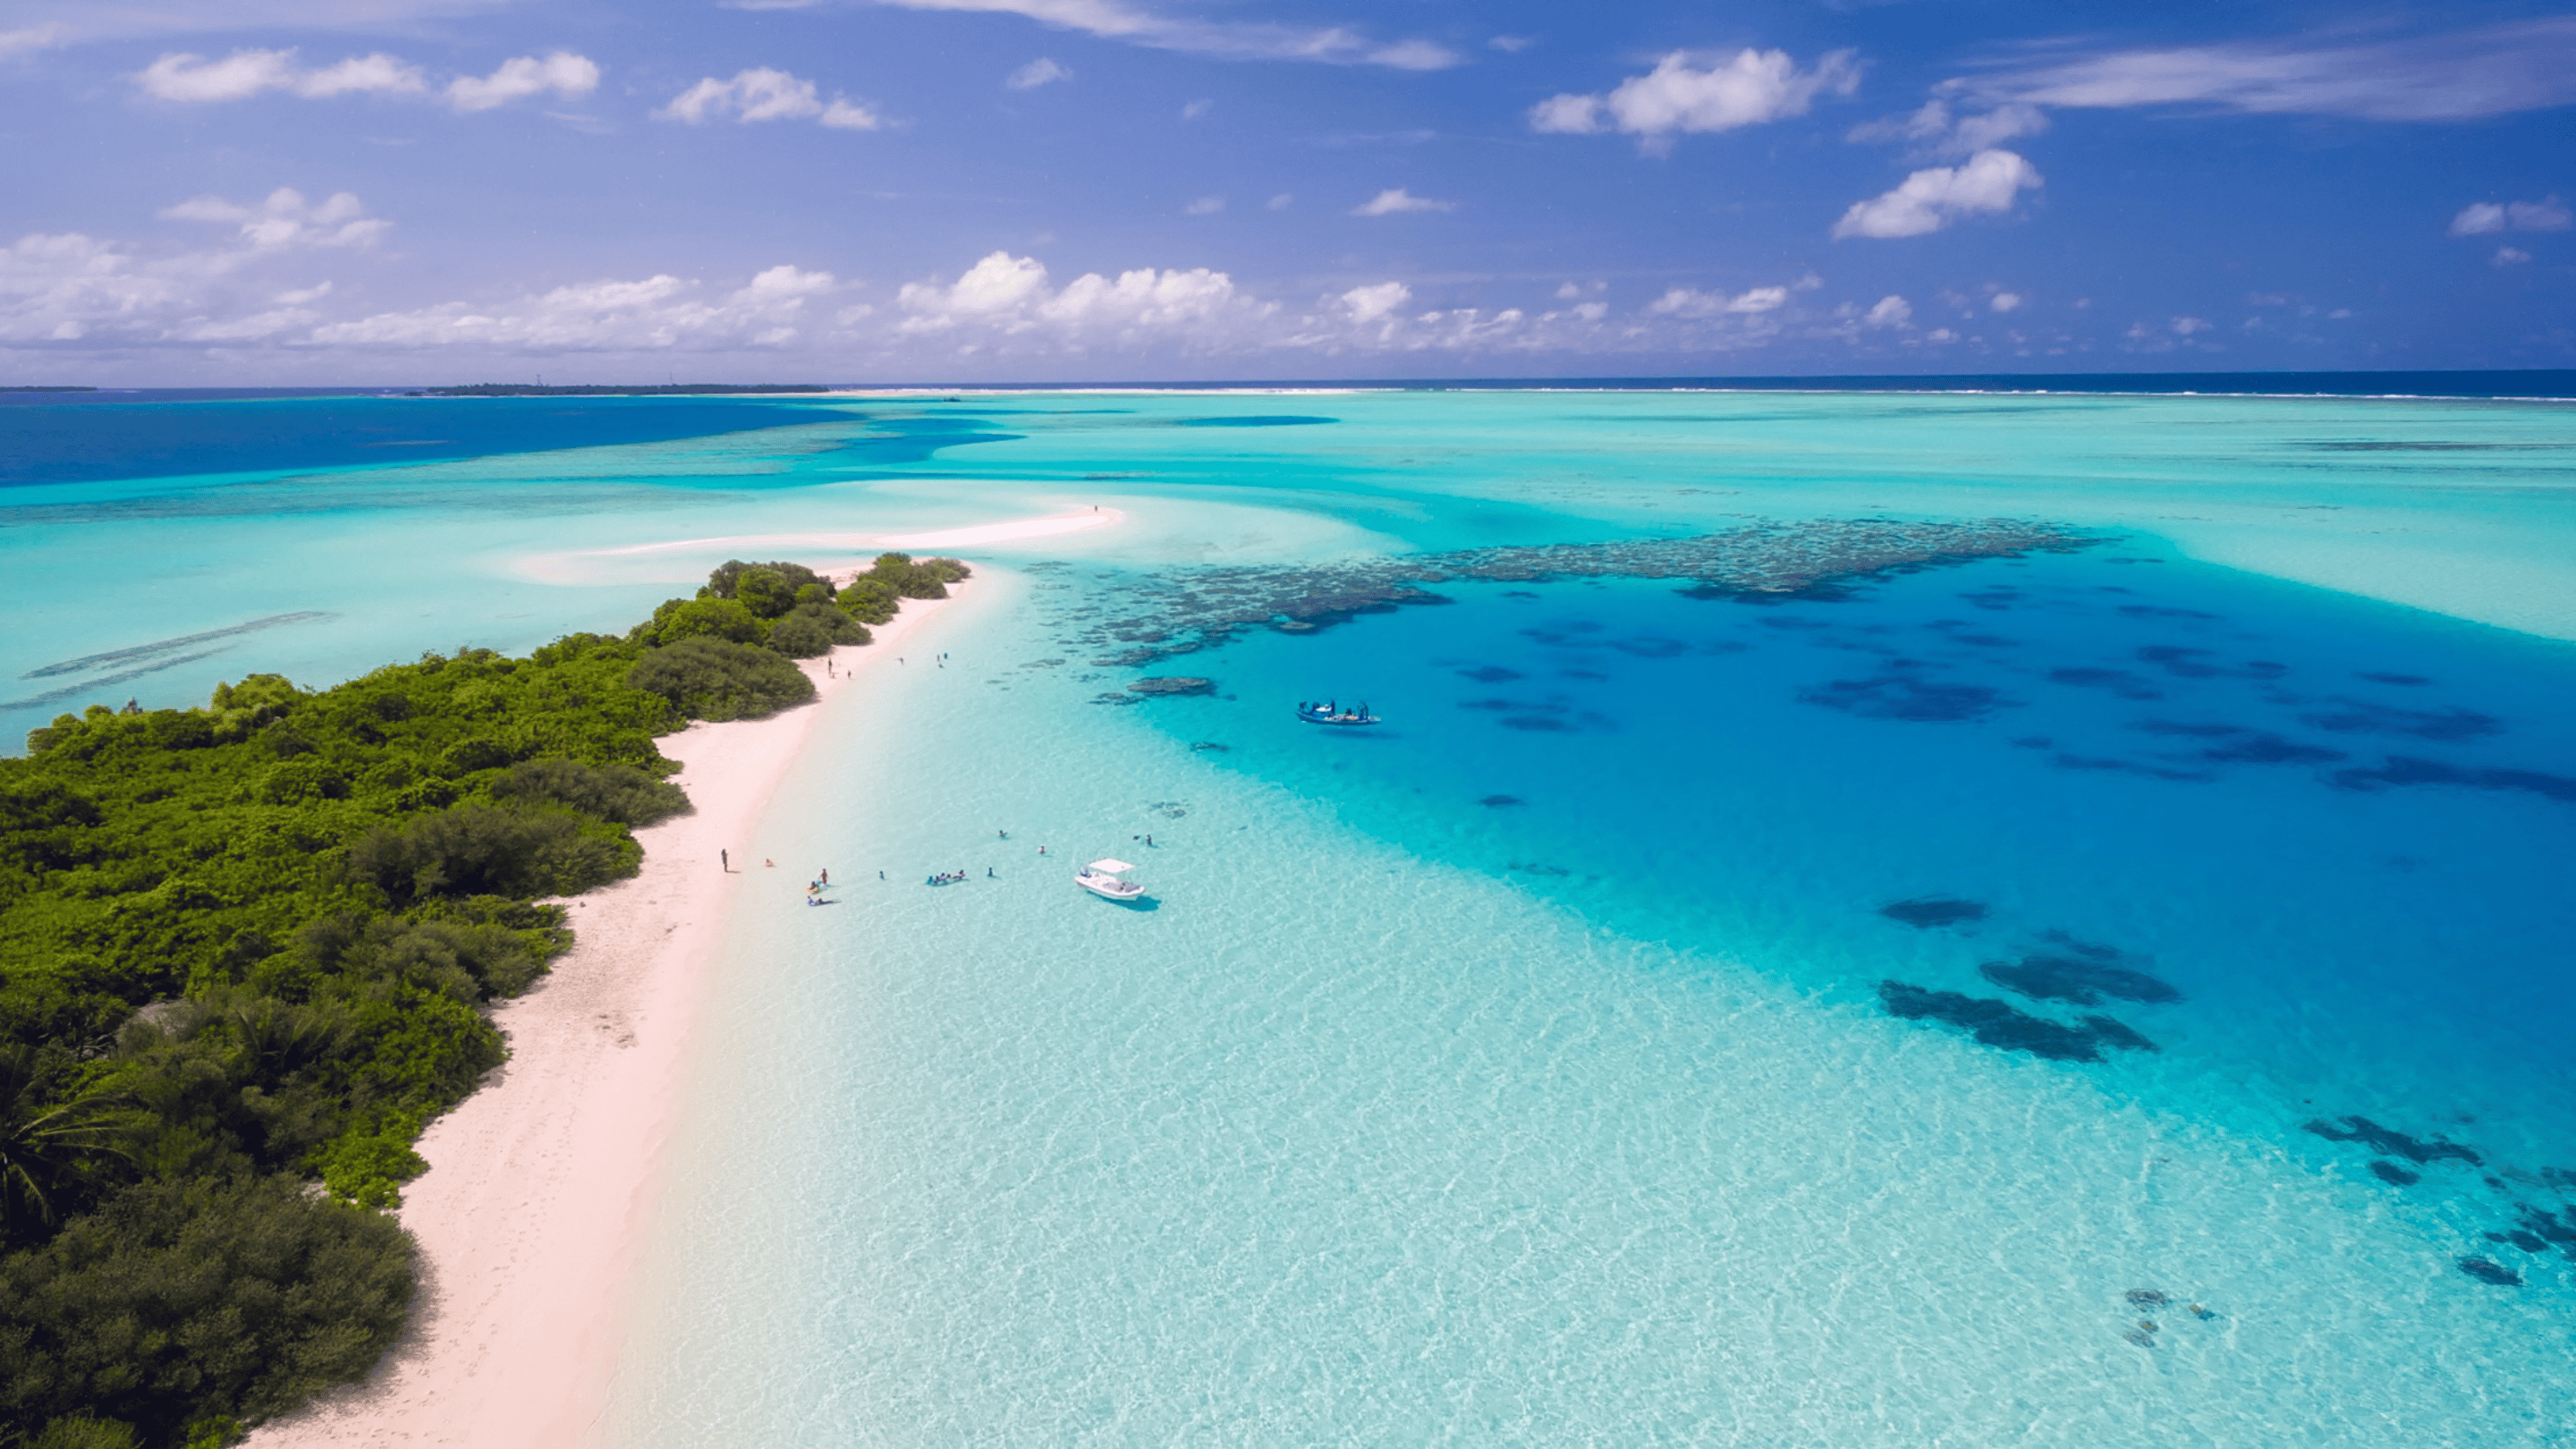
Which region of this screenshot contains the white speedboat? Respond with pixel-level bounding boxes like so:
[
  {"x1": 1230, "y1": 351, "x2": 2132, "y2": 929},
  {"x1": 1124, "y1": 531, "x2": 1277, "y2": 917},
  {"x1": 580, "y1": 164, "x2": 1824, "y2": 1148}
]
[{"x1": 1076, "y1": 858, "x2": 1146, "y2": 901}]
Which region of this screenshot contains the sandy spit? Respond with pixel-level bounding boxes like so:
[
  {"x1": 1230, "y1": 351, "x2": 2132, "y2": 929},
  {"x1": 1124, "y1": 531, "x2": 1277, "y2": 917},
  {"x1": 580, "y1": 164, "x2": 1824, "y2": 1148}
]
[{"x1": 248, "y1": 591, "x2": 968, "y2": 1449}]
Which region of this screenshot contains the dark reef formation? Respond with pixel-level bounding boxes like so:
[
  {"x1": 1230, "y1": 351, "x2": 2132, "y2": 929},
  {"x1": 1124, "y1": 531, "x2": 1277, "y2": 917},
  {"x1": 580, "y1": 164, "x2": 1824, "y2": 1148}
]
[
  {"x1": 1878, "y1": 896, "x2": 1987, "y2": 928},
  {"x1": 1126, "y1": 676, "x2": 1217, "y2": 697},
  {"x1": 1876, "y1": 980, "x2": 2157, "y2": 1063},
  {"x1": 1978, "y1": 953, "x2": 2183, "y2": 1006},
  {"x1": 2457, "y1": 1257, "x2": 2523, "y2": 1286},
  {"x1": 1055, "y1": 517, "x2": 2102, "y2": 667},
  {"x1": 2302, "y1": 1115, "x2": 2482, "y2": 1165}
]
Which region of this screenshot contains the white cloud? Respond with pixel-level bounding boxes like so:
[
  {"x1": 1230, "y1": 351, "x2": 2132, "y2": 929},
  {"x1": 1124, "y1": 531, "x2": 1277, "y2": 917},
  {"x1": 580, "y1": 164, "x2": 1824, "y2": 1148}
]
[
  {"x1": 1184, "y1": 196, "x2": 1225, "y2": 216},
  {"x1": 1366, "y1": 39, "x2": 1455, "y2": 72},
  {"x1": 821, "y1": 98, "x2": 884, "y2": 129},
  {"x1": 1488, "y1": 35, "x2": 1531, "y2": 54},
  {"x1": 161, "y1": 188, "x2": 389, "y2": 250},
  {"x1": 1980, "y1": 18, "x2": 2576, "y2": 123},
  {"x1": 139, "y1": 48, "x2": 426, "y2": 102},
  {"x1": 1182, "y1": 97, "x2": 1212, "y2": 119},
  {"x1": 138, "y1": 48, "x2": 296, "y2": 101},
  {"x1": 889, "y1": 250, "x2": 1271, "y2": 351},
  {"x1": 1832, "y1": 148, "x2": 2041, "y2": 239},
  {"x1": 2, "y1": 190, "x2": 390, "y2": 346},
  {"x1": 1851, "y1": 90, "x2": 2046, "y2": 159},
  {"x1": 2495, "y1": 246, "x2": 2533, "y2": 266},
  {"x1": 445, "y1": 52, "x2": 598, "y2": 111},
  {"x1": 1352, "y1": 188, "x2": 1453, "y2": 216},
  {"x1": 1572, "y1": 301, "x2": 1606, "y2": 321},
  {"x1": 859, "y1": 0, "x2": 1457, "y2": 70},
  {"x1": 1649, "y1": 284, "x2": 1790, "y2": 318},
  {"x1": 1988, "y1": 291, "x2": 2022, "y2": 313},
  {"x1": 2448, "y1": 198, "x2": 2571, "y2": 235},
  {"x1": 1267, "y1": 193, "x2": 1294, "y2": 210},
  {"x1": 1530, "y1": 48, "x2": 1860, "y2": 150},
  {"x1": 316, "y1": 264, "x2": 838, "y2": 350},
  {"x1": 1863, "y1": 294, "x2": 1911, "y2": 327},
  {"x1": 0, "y1": 23, "x2": 69, "y2": 58},
  {"x1": 1006, "y1": 56, "x2": 1072, "y2": 89},
  {"x1": 2170, "y1": 316, "x2": 2211, "y2": 335},
  {"x1": 138, "y1": 48, "x2": 595, "y2": 110},
  {"x1": 660, "y1": 69, "x2": 876, "y2": 128},
  {"x1": 301, "y1": 53, "x2": 429, "y2": 97},
  {"x1": 1341, "y1": 281, "x2": 1410, "y2": 323}
]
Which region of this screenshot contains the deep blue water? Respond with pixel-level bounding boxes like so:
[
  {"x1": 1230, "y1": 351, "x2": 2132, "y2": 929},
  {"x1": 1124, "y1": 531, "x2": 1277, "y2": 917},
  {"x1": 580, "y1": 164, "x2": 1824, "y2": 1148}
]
[
  {"x1": 1101, "y1": 548, "x2": 2576, "y2": 1194},
  {"x1": 0, "y1": 393, "x2": 1015, "y2": 488}
]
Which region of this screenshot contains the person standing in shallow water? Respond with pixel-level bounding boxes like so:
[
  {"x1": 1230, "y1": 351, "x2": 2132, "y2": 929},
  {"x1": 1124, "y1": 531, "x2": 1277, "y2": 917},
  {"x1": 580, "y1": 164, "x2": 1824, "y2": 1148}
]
[{"x1": 720, "y1": 849, "x2": 728, "y2": 872}]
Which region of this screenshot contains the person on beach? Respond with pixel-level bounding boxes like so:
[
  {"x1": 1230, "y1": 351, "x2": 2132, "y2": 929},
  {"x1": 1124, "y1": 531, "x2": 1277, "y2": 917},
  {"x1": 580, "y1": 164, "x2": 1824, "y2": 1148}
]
[
  {"x1": 721, "y1": 849, "x2": 729, "y2": 871},
  {"x1": 819, "y1": 868, "x2": 830, "y2": 886}
]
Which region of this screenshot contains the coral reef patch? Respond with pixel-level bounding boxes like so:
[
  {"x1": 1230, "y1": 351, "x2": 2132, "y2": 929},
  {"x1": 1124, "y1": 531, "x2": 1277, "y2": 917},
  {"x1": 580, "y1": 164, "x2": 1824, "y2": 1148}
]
[{"x1": 1055, "y1": 518, "x2": 2102, "y2": 667}]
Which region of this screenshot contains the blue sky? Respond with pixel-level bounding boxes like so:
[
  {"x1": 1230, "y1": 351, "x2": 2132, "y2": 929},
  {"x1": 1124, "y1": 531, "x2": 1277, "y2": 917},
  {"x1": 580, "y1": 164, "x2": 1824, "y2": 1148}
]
[{"x1": 1, "y1": 0, "x2": 2571, "y2": 382}]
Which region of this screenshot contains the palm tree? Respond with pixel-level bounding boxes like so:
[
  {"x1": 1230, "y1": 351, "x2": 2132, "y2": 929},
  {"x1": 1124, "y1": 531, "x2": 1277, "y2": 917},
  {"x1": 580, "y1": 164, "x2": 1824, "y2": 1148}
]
[{"x1": 0, "y1": 1045, "x2": 138, "y2": 1234}]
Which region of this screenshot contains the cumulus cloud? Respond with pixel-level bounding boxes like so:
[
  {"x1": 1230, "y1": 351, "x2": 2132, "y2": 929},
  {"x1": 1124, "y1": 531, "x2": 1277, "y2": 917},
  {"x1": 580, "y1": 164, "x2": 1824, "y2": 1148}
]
[
  {"x1": 2448, "y1": 198, "x2": 2571, "y2": 235},
  {"x1": 1988, "y1": 291, "x2": 2022, "y2": 313},
  {"x1": 447, "y1": 52, "x2": 598, "y2": 111},
  {"x1": 1351, "y1": 188, "x2": 1453, "y2": 216},
  {"x1": 660, "y1": 68, "x2": 877, "y2": 128},
  {"x1": 1530, "y1": 48, "x2": 1859, "y2": 150},
  {"x1": 1182, "y1": 97, "x2": 1212, "y2": 119},
  {"x1": 139, "y1": 48, "x2": 427, "y2": 102},
  {"x1": 858, "y1": 0, "x2": 1456, "y2": 70},
  {"x1": 2494, "y1": 246, "x2": 2533, "y2": 265},
  {"x1": 139, "y1": 47, "x2": 593, "y2": 111},
  {"x1": 1340, "y1": 281, "x2": 1409, "y2": 323},
  {"x1": 161, "y1": 188, "x2": 389, "y2": 250},
  {"x1": 1648, "y1": 284, "x2": 1788, "y2": 318},
  {"x1": 1006, "y1": 56, "x2": 1072, "y2": 89},
  {"x1": 1184, "y1": 196, "x2": 1224, "y2": 216},
  {"x1": 1832, "y1": 149, "x2": 2041, "y2": 239},
  {"x1": 316, "y1": 264, "x2": 838, "y2": 350},
  {"x1": 1851, "y1": 89, "x2": 2047, "y2": 158},
  {"x1": 3, "y1": 190, "x2": 389, "y2": 346},
  {"x1": 1863, "y1": 294, "x2": 1911, "y2": 327},
  {"x1": 1979, "y1": 17, "x2": 2576, "y2": 123},
  {"x1": 891, "y1": 250, "x2": 1270, "y2": 352}
]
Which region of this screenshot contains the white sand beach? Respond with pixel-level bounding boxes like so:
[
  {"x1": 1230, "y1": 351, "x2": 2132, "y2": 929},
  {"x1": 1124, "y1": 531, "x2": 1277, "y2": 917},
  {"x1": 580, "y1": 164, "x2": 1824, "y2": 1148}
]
[
  {"x1": 248, "y1": 590, "x2": 969, "y2": 1449},
  {"x1": 516, "y1": 507, "x2": 1123, "y2": 586}
]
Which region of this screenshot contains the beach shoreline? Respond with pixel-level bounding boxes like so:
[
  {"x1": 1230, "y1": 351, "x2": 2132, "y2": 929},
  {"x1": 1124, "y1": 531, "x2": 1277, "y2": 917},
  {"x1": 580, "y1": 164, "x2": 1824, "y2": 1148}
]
[{"x1": 245, "y1": 591, "x2": 970, "y2": 1449}]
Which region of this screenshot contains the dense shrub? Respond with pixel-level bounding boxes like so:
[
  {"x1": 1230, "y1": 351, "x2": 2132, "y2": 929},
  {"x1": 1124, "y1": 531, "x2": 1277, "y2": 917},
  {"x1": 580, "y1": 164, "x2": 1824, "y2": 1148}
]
[
  {"x1": 623, "y1": 636, "x2": 816, "y2": 722},
  {"x1": 0, "y1": 1175, "x2": 414, "y2": 1446},
  {"x1": 345, "y1": 802, "x2": 637, "y2": 906},
  {"x1": 764, "y1": 603, "x2": 869, "y2": 659},
  {"x1": 631, "y1": 597, "x2": 763, "y2": 648},
  {"x1": 703, "y1": 559, "x2": 827, "y2": 609},
  {"x1": 489, "y1": 758, "x2": 689, "y2": 826},
  {"x1": 0, "y1": 550, "x2": 952, "y2": 1440}
]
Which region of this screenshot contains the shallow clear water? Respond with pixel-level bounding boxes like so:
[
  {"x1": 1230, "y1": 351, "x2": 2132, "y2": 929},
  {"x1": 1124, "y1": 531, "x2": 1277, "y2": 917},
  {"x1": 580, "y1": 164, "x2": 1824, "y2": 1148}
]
[{"x1": 7, "y1": 388, "x2": 2575, "y2": 1439}]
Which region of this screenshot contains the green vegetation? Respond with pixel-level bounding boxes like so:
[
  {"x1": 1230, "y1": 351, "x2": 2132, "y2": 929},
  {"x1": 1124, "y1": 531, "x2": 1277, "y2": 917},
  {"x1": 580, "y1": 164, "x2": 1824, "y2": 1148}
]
[{"x1": 0, "y1": 552, "x2": 964, "y2": 1445}]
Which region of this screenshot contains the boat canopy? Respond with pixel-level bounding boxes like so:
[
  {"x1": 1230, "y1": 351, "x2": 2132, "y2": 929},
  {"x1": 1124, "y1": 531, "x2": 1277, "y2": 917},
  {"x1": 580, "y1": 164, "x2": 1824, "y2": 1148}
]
[{"x1": 1087, "y1": 859, "x2": 1134, "y2": 874}]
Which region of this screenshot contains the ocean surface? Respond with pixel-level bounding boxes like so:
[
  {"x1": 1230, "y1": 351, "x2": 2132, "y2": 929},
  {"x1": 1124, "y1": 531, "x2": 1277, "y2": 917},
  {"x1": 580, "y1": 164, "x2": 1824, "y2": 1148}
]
[{"x1": 6, "y1": 386, "x2": 2575, "y2": 1441}]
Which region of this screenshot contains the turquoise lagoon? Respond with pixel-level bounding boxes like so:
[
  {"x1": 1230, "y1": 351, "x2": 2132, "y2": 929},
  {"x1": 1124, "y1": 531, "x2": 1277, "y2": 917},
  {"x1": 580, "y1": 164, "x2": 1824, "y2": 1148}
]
[{"x1": 7, "y1": 388, "x2": 2576, "y2": 1441}]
